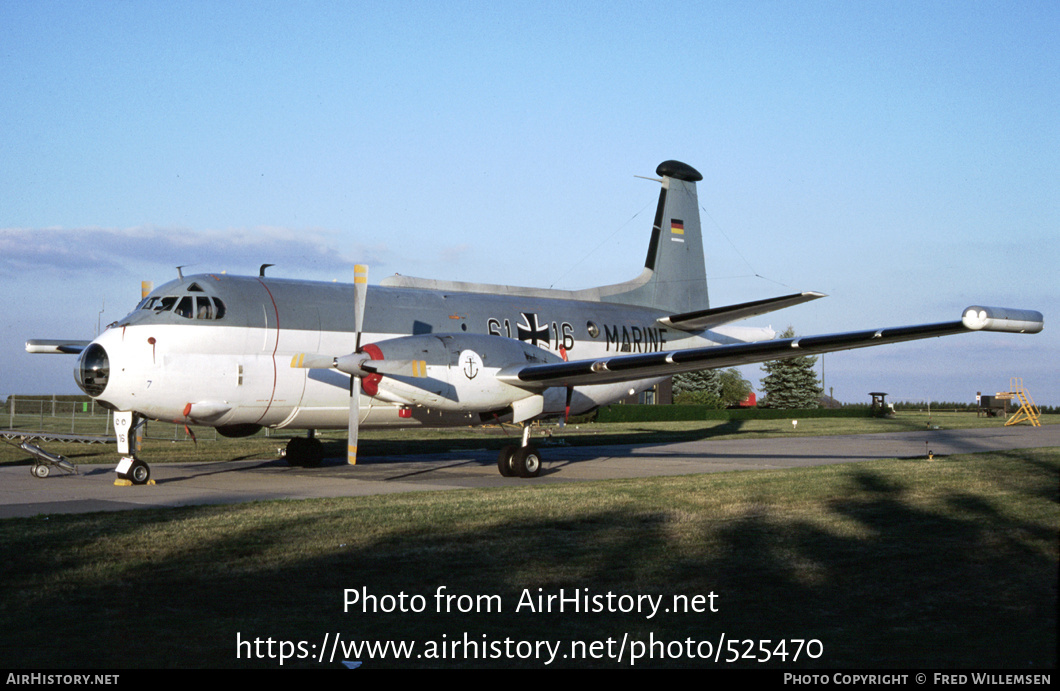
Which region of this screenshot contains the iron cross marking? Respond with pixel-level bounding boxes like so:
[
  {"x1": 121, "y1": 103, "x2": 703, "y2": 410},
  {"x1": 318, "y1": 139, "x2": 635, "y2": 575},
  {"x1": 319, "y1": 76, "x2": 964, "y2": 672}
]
[{"x1": 517, "y1": 312, "x2": 549, "y2": 347}]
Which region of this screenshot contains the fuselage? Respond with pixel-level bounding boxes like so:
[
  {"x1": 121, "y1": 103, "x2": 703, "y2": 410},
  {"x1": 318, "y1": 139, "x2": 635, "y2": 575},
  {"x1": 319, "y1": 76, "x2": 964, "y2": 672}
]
[{"x1": 76, "y1": 272, "x2": 770, "y2": 432}]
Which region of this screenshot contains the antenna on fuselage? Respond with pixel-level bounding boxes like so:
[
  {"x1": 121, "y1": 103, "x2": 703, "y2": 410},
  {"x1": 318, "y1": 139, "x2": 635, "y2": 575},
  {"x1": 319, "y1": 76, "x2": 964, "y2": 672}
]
[
  {"x1": 176, "y1": 266, "x2": 186, "y2": 280},
  {"x1": 260, "y1": 264, "x2": 274, "y2": 277}
]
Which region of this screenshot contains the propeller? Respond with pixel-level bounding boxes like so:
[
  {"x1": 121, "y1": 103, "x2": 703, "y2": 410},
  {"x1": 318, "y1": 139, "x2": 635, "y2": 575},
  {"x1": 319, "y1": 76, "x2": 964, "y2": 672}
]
[
  {"x1": 289, "y1": 263, "x2": 428, "y2": 465},
  {"x1": 348, "y1": 264, "x2": 368, "y2": 465}
]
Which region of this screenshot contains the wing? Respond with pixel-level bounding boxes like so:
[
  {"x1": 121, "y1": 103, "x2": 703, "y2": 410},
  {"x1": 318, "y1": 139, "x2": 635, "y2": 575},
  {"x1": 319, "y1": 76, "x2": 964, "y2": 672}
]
[
  {"x1": 25, "y1": 339, "x2": 91, "y2": 355},
  {"x1": 498, "y1": 305, "x2": 1043, "y2": 389},
  {"x1": 658, "y1": 291, "x2": 826, "y2": 332}
]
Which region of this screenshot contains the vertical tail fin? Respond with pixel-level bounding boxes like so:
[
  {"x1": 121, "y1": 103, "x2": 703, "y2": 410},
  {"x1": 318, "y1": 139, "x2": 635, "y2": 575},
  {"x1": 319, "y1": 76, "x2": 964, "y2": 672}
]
[{"x1": 599, "y1": 160, "x2": 708, "y2": 313}]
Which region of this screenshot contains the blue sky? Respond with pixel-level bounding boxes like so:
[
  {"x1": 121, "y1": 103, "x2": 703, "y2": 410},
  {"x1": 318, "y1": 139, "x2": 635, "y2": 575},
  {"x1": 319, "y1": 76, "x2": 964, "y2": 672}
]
[{"x1": 2, "y1": 1, "x2": 1057, "y2": 405}]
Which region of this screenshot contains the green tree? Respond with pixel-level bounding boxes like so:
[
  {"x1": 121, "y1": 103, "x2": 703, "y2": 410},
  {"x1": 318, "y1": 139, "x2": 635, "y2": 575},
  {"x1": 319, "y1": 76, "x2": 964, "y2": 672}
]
[
  {"x1": 672, "y1": 369, "x2": 721, "y2": 407},
  {"x1": 759, "y1": 327, "x2": 822, "y2": 409},
  {"x1": 717, "y1": 368, "x2": 753, "y2": 407},
  {"x1": 673, "y1": 368, "x2": 753, "y2": 407}
]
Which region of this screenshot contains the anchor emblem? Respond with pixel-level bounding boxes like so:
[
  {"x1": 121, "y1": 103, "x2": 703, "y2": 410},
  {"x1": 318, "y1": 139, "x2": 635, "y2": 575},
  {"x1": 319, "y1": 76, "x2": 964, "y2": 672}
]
[{"x1": 460, "y1": 350, "x2": 482, "y2": 380}]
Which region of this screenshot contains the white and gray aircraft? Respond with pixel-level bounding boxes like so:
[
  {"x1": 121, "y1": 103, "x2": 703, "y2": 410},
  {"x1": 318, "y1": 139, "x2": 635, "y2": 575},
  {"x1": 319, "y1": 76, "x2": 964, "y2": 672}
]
[{"x1": 27, "y1": 160, "x2": 1044, "y2": 483}]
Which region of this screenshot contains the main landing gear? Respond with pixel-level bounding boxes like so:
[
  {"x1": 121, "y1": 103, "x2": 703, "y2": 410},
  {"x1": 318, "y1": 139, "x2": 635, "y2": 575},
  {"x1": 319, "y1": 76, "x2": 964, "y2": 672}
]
[
  {"x1": 497, "y1": 424, "x2": 542, "y2": 478},
  {"x1": 284, "y1": 432, "x2": 324, "y2": 467}
]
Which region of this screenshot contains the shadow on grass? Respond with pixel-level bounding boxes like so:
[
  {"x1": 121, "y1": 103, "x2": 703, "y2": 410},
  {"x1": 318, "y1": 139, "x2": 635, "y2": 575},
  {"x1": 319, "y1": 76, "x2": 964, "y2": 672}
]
[{"x1": 0, "y1": 449, "x2": 1055, "y2": 668}]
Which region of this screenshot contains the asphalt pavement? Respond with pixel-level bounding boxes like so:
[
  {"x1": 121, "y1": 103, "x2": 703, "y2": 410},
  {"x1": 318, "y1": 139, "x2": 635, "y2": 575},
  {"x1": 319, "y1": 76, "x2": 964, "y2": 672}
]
[{"x1": 2, "y1": 425, "x2": 1057, "y2": 518}]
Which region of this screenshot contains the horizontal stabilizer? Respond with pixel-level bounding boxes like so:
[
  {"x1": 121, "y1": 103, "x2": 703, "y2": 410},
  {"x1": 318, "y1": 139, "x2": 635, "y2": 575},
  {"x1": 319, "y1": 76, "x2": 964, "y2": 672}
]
[
  {"x1": 25, "y1": 339, "x2": 90, "y2": 355},
  {"x1": 500, "y1": 305, "x2": 1043, "y2": 389},
  {"x1": 658, "y1": 292, "x2": 826, "y2": 332}
]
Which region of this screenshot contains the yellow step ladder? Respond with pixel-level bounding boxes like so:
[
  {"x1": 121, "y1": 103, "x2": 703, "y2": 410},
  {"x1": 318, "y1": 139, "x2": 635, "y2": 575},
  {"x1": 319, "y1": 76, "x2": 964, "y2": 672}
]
[{"x1": 1005, "y1": 377, "x2": 1041, "y2": 427}]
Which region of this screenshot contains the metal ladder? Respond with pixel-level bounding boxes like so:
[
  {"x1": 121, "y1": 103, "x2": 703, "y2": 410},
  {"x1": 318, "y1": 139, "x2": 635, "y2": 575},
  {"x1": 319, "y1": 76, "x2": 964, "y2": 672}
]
[{"x1": 1005, "y1": 377, "x2": 1041, "y2": 427}]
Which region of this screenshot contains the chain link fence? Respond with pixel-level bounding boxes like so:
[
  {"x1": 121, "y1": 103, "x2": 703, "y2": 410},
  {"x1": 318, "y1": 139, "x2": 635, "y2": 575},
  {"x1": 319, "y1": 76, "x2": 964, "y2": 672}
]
[{"x1": 2, "y1": 395, "x2": 220, "y2": 441}]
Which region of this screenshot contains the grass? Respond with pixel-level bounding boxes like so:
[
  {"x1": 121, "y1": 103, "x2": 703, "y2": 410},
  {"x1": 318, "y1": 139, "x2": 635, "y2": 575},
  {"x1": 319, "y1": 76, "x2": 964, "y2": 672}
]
[
  {"x1": 2, "y1": 411, "x2": 1056, "y2": 466},
  {"x1": 0, "y1": 446, "x2": 1055, "y2": 668}
]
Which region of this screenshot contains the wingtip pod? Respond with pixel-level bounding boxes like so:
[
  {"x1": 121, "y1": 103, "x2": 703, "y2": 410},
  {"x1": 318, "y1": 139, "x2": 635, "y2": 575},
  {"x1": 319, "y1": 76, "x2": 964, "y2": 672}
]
[{"x1": 961, "y1": 306, "x2": 1044, "y2": 333}]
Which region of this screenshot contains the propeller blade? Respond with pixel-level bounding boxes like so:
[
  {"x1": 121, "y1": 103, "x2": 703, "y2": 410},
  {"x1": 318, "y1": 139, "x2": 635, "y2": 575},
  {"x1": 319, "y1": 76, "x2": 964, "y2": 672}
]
[
  {"x1": 290, "y1": 353, "x2": 338, "y2": 369},
  {"x1": 348, "y1": 375, "x2": 360, "y2": 465},
  {"x1": 348, "y1": 263, "x2": 369, "y2": 465},
  {"x1": 296, "y1": 353, "x2": 428, "y2": 379},
  {"x1": 360, "y1": 359, "x2": 428, "y2": 377},
  {"x1": 353, "y1": 264, "x2": 368, "y2": 351}
]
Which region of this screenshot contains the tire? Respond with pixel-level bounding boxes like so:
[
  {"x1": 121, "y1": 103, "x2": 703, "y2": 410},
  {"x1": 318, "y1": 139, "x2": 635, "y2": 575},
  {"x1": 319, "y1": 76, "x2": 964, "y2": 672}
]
[
  {"x1": 304, "y1": 438, "x2": 324, "y2": 468},
  {"x1": 287, "y1": 437, "x2": 324, "y2": 467},
  {"x1": 32, "y1": 464, "x2": 50, "y2": 479},
  {"x1": 511, "y1": 445, "x2": 542, "y2": 478},
  {"x1": 129, "y1": 459, "x2": 151, "y2": 485},
  {"x1": 497, "y1": 445, "x2": 517, "y2": 477},
  {"x1": 285, "y1": 438, "x2": 308, "y2": 467}
]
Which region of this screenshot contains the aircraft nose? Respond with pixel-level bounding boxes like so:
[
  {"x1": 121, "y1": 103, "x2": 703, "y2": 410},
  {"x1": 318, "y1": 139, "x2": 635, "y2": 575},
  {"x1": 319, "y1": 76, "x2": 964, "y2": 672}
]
[{"x1": 76, "y1": 343, "x2": 110, "y2": 396}]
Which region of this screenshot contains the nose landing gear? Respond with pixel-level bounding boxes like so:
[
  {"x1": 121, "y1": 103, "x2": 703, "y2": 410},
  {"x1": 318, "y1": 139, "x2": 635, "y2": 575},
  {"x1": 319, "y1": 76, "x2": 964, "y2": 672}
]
[
  {"x1": 115, "y1": 456, "x2": 152, "y2": 485},
  {"x1": 113, "y1": 411, "x2": 154, "y2": 486}
]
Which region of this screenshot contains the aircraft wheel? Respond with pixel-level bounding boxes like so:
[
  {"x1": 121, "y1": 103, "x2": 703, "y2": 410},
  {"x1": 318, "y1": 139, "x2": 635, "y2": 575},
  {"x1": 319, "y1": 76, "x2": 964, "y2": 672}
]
[
  {"x1": 129, "y1": 459, "x2": 151, "y2": 485},
  {"x1": 286, "y1": 437, "x2": 325, "y2": 468},
  {"x1": 32, "y1": 464, "x2": 50, "y2": 479},
  {"x1": 285, "y1": 438, "x2": 305, "y2": 467},
  {"x1": 511, "y1": 445, "x2": 542, "y2": 478},
  {"x1": 304, "y1": 438, "x2": 324, "y2": 467},
  {"x1": 497, "y1": 445, "x2": 517, "y2": 477}
]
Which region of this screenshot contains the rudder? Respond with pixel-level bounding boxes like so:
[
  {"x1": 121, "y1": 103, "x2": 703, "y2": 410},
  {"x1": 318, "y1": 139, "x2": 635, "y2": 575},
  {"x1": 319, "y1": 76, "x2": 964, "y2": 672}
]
[{"x1": 601, "y1": 160, "x2": 708, "y2": 313}]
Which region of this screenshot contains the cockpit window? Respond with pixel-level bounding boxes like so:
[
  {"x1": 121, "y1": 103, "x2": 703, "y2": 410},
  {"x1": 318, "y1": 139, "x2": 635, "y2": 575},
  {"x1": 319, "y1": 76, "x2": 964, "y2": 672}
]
[
  {"x1": 175, "y1": 296, "x2": 194, "y2": 319},
  {"x1": 139, "y1": 294, "x2": 226, "y2": 320},
  {"x1": 195, "y1": 297, "x2": 213, "y2": 319}
]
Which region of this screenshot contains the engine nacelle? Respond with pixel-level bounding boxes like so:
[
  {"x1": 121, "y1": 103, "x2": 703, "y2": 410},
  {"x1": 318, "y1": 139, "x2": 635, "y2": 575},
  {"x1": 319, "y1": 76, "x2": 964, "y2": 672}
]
[{"x1": 361, "y1": 333, "x2": 561, "y2": 414}]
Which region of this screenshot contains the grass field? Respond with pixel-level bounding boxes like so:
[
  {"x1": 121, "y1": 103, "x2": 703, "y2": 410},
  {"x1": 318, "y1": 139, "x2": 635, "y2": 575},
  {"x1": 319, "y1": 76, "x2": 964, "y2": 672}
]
[
  {"x1": 3, "y1": 410, "x2": 1057, "y2": 467},
  {"x1": 0, "y1": 439, "x2": 1055, "y2": 668}
]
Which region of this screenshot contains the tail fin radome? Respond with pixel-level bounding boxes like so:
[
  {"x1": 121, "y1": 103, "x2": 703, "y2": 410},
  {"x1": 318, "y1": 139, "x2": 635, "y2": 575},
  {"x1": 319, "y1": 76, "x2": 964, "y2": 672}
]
[{"x1": 597, "y1": 160, "x2": 708, "y2": 314}]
